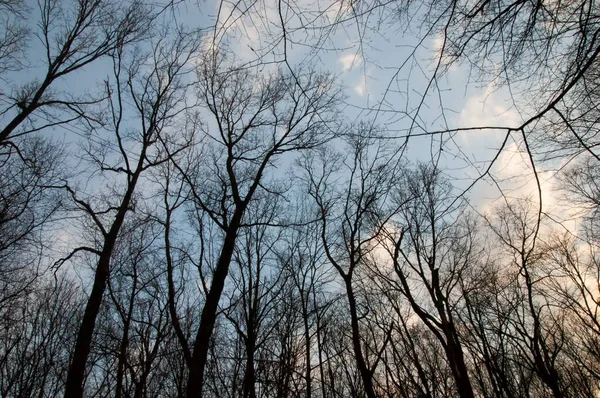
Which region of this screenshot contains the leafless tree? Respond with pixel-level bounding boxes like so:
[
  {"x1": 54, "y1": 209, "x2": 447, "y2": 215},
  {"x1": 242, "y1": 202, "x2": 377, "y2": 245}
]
[
  {"x1": 380, "y1": 164, "x2": 478, "y2": 398},
  {"x1": 0, "y1": 0, "x2": 28, "y2": 77},
  {"x1": 0, "y1": 0, "x2": 155, "y2": 146},
  {"x1": 0, "y1": 275, "x2": 83, "y2": 397},
  {"x1": 60, "y1": 26, "x2": 200, "y2": 397},
  {"x1": 164, "y1": 47, "x2": 342, "y2": 397},
  {"x1": 0, "y1": 137, "x2": 65, "y2": 311},
  {"x1": 301, "y1": 131, "x2": 400, "y2": 398},
  {"x1": 1, "y1": 1, "x2": 600, "y2": 397},
  {"x1": 275, "y1": 203, "x2": 334, "y2": 398},
  {"x1": 484, "y1": 199, "x2": 567, "y2": 398}
]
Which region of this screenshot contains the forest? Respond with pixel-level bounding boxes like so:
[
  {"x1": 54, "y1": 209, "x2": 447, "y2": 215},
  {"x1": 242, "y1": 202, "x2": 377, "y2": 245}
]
[{"x1": 1, "y1": 0, "x2": 599, "y2": 396}]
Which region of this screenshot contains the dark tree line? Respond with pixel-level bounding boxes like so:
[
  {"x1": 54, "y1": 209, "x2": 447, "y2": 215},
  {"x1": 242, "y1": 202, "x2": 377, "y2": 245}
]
[{"x1": 1, "y1": 0, "x2": 600, "y2": 397}]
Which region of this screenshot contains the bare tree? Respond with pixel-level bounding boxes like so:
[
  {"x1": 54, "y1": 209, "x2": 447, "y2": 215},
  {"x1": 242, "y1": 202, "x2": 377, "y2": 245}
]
[
  {"x1": 166, "y1": 48, "x2": 341, "y2": 396},
  {"x1": 0, "y1": 0, "x2": 28, "y2": 77},
  {"x1": 0, "y1": 275, "x2": 83, "y2": 397},
  {"x1": 61, "y1": 27, "x2": 200, "y2": 397},
  {"x1": 557, "y1": 156, "x2": 600, "y2": 240},
  {"x1": 275, "y1": 203, "x2": 333, "y2": 398},
  {"x1": 0, "y1": 0, "x2": 155, "y2": 146},
  {"x1": 0, "y1": 137, "x2": 64, "y2": 311},
  {"x1": 540, "y1": 232, "x2": 600, "y2": 390},
  {"x1": 381, "y1": 164, "x2": 478, "y2": 398},
  {"x1": 301, "y1": 132, "x2": 399, "y2": 398},
  {"x1": 217, "y1": 201, "x2": 288, "y2": 398},
  {"x1": 98, "y1": 216, "x2": 172, "y2": 398},
  {"x1": 2, "y1": 0, "x2": 600, "y2": 396},
  {"x1": 484, "y1": 199, "x2": 567, "y2": 398}
]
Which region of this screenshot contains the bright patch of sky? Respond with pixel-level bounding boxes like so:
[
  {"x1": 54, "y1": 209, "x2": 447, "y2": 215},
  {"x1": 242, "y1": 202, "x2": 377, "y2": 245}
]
[{"x1": 5, "y1": 0, "x2": 575, "y2": 242}]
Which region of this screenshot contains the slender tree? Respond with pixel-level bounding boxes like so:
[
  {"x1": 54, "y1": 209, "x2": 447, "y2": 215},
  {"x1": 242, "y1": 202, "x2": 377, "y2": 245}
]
[
  {"x1": 0, "y1": 0, "x2": 153, "y2": 146},
  {"x1": 301, "y1": 132, "x2": 399, "y2": 398},
  {"x1": 62, "y1": 27, "x2": 200, "y2": 397},
  {"x1": 169, "y1": 49, "x2": 341, "y2": 396}
]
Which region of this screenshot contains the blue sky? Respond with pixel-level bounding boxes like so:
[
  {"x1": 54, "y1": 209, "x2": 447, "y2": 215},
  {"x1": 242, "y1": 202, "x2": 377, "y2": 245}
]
[{"x1": 3, "y1": 0, "x2": 572, "y2": 227}]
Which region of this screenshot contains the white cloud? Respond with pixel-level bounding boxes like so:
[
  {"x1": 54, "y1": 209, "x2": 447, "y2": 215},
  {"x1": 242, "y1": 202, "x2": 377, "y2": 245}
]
[
  {"x1": 209, "y1": 0, "x2": 275, "y2": 64},
  {"x1": 431, "y1": 34, "x2": 453, "y2": 67},
  {"x1": 354, "y1": 76, "x2": 367, "y2": 96},
  {"x1": 459, "y1": 85, "x2": 520, "y2": 127},
  {"x1": 456, "y1": 82, "x2": 521, "y2": 147},
  {"x1": 339, "y1": 53, "x2": 362, "y2": 71},
  {"x1": 323, "y1": 0, "x2": 354, "y2": 24},
  {"x1": 477, "y1": 141, "x2": 565, "y2": 224},
  {"x1": 211, "y1": 0, "x2": 354, "y2": 66},
  {"x1": 452, "y1": 82, "x2": 568, "y2": 223}
]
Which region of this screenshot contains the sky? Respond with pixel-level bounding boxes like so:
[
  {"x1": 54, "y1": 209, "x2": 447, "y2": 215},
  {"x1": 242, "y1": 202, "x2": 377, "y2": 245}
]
[
  {"x1": 4, "y1": 0, "x2": 581, "y2": 244},
  {"x1": 189, "y1": 0, "x2": 562, "y2": 214}
]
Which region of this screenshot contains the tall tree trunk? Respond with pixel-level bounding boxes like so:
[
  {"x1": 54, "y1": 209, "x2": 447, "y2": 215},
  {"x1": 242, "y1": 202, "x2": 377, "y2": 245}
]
[
  {"x1": 64, "y1": 171, "x2": 141, "y2": 398},
  {"x1": 64, "y1": 240, "x2": 116, "y2": 398},
  {"x1": 242, "y1": 333, "x2": 257, "y2": 398},
  {"x1": 114, "y1": 292, "x2": 134, "y2": 398},
  {"x1": 344, "y1": 278, "x2": 377, "y2": 398},
  {"x1": 185, "y1": 209, "x2": 244, "y2": 397},
  {"x1": 301, "y1": 291, "x2": 312, "y2": 398},
  {"x1": 444, "y1": 334, "x2": 475, "y2": 398},
  {"x1": 315, "y1": 296, "x2": 328, "y2": 398}
]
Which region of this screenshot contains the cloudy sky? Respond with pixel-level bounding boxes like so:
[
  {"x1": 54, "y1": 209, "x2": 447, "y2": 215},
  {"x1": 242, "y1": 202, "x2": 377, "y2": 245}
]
[
  {"x1": 186, "y1": 0, "x2": 573, "y2": 220},
  {"x1": 9, "y1": 0, "x2": 574, "y2": 228}
]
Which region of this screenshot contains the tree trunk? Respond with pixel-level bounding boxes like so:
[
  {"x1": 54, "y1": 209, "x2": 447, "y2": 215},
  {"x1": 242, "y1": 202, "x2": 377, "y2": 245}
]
[
  {"x1": 443, "y1": 328, "x2": 475, "y2": 398},
  {"x1": 344, "y1": 278, "x2": 377, "y2": 398},
  {"x1": 64, "y1": 172, "x2": 141, "y2": 398},
  {"x1": 185, "y1": 209, "x2": 244, "y2": 397},
  {"x1": 63, "y1": 244, "x2": 115, "y2": 398},
  {"x1": 242, "y1": 334, "x2": 257, "y2": 398},
  {"x1": 301, "y1": 291, "x2": 312, "y2": 398}
]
